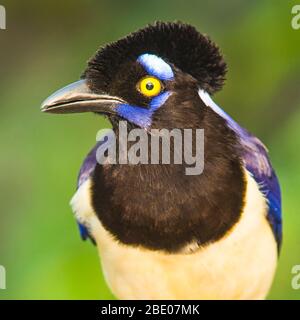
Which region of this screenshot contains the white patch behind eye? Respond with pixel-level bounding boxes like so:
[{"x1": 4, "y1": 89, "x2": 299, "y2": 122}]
[
  {"x1": 138, "y1": 53, "x2": 174, "y2": 81},
  {"x1": 198, "y1": 89, "x2": 231, "y2": 121}
]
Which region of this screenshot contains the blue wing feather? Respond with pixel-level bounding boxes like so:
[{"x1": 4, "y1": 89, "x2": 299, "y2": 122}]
[
  {"x1": 75, "y1": 132, "x2": 115, "y2": 242},
  {"x1": 75, "y1": 142, "x2": 100, "y2": 243},
  {"x1": 199, "y1": 90, "x2": 282, "y2": 249},
  {"x1": 78, "y1": 221, "x2": 89, "y2": 240}
]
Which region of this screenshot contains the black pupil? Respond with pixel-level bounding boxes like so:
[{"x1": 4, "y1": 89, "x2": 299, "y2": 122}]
[{"x1": 146, "y1": 82, "x2": 154, "y2": 90}]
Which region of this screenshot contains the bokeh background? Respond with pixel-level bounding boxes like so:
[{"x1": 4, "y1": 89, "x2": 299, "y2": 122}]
[{"x1": 0, "y1": 0, "x2": 299, "y2": 299}]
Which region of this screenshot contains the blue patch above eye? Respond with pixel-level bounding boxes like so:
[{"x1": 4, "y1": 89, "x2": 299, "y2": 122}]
[{"x1": 138, "y1": 54, "x2": 174, "y2": 81}]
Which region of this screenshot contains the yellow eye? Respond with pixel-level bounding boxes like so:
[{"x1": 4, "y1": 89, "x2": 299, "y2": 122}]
[{"x1": 138, "y1": 76, "x2": 162, "y2": 97}]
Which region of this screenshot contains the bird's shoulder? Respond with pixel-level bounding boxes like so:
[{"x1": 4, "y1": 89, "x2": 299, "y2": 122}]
[
  {"x1": 74, "y1": 132, "x2": 115, "y2": 242},
  {"x1": 239, "y1": 132, "x2": 282, "y2": 250},
  {"x1": 199, "y1": 90, "x2": 282, "y2": 250}
]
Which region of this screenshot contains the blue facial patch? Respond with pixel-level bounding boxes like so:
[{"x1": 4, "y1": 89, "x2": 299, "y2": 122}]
[
  {"x1": 117, "y1": 91, "x2": 171, "y2": 128},
  {"x1": 137, "y1": 54, "x2": 174, "y2": 81},
  {"x1": 116, "y1": 54, "x2": 173, "y2": 127}
]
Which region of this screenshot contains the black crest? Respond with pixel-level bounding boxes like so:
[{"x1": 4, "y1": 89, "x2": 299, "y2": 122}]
[{"x1": 83, "y1": 21, "x2": 227, "y2": 94}]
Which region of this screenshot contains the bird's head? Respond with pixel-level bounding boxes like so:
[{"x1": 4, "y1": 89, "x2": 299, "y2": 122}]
[{"x1": 41, "y1": 22, "x2": 226, "y2": 130}]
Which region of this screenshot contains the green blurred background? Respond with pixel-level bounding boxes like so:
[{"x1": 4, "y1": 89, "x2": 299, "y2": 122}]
[{"x1": 0, "y1": 0, "x2": 299, "y2": 299}]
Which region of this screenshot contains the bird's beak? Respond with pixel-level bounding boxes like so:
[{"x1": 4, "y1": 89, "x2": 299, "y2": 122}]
[{"x1": 41, "y1": 79, "x2": 125, "y2": 114}]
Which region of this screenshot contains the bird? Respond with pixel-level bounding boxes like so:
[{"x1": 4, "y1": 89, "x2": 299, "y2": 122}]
[{"x1": 41, "y1": 21, "x2": 282, "y2": 300}]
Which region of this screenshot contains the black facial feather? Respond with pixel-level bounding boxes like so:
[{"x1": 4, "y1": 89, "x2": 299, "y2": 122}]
[
  {"x1": 108, "y1": 61, "x2": 150, "y2": 107},
  {"x1": 83, "y1": 21, "x2": 227, "y2": 94}
]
